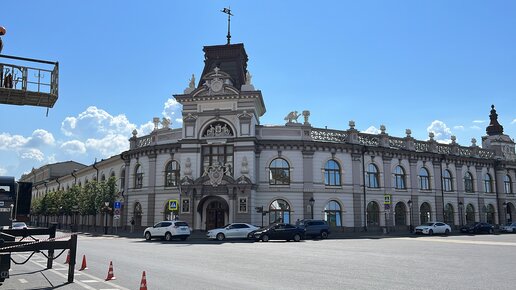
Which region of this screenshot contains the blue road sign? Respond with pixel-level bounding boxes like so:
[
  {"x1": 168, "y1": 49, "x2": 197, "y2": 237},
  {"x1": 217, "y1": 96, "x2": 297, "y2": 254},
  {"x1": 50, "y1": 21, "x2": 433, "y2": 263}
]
[{"x1": 114, "y1": 201, "x2": 121, "y2": 209}]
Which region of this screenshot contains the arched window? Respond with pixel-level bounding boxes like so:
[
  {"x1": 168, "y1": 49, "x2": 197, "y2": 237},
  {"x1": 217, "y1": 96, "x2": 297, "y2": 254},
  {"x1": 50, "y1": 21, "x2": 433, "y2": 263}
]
[
  {"x1": 464, "y1": 172, "x2": 474, "y2": 193},
  {"x1": 110, "y1": 171, "x2": 115, "y2": 178},
  {"x1": 444, "y1": 203, "x2": 454, "y2": 225},
  {"x1": 134, "y1": 164, "x2": 143, "y2": 189},
  {"x1": 101, "y1": 174, "x2": 106, "y2": 182},
  {"x1": 419, "y1": 167, "x2": 430, "y2": 190},
  {"x1": 420, "y1": 202, "x2": 431, "y2": 224},
  {"x1": 269, "y1": 199, "x2": 290, "y2": 224},
  {"x1": 504, "y1": 175, "x2": 513, "y2": 194},
  {"x1": 393, "y1": 165, "x2": 406, "y2": 189},
  {"x1": 486, "y1": 204, "x2": 495, "y2": 224},
  {"x1": 366, "y1": 164, "x2": 379, "y2": 188},
  {"x1": 442, "y1": 169, "x2": 453, "y2": 192},
  {"x1": 324, "y1": 160, "x2": 341, "y2": 186},
  {"x1": 367, "y1": 201, "x2": 380, "y2": 226},
  {"x1": 484, "y1": 173, "x2": 493, "y2": 193},
  {"x1": 324, "y1": 200, "x2": 342, "y2": 227},
  {"x1": 269, "y1": 158, "x2": 290, "y2": 185},
  {"x1": 133, "y1": 202, "x2": 143, "y2": 227},
  {"x1": 394, "y1": 202, "x2": 407, "y2": 226},
  {"x1": 120, "y1": 168, "x2": 126, "y2": 191},
  {"x1": 466, "y1": 204, "x2": 475, "y2": 224},
  {"x1": 165, "y1": 160, "x2": 180, "y2": 187}
]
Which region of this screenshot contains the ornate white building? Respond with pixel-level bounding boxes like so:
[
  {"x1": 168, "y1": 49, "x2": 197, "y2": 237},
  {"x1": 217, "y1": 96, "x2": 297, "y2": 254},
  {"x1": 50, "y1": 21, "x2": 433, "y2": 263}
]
[{"x1": 24, "y1": 43, "x2": 516, "y2": 232}]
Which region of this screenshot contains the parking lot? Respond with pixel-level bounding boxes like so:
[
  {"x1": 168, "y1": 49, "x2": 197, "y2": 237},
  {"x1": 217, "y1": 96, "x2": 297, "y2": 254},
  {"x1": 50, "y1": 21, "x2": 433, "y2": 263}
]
[{"x1": 3, "y1": 230, "x2": 516, "y2": 289}]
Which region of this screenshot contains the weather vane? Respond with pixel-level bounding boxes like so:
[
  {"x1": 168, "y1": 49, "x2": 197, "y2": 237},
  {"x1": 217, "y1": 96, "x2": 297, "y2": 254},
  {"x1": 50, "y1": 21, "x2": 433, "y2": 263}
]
[{"x1": 221, "y1": 7, "x2": 233, "y2": 45}]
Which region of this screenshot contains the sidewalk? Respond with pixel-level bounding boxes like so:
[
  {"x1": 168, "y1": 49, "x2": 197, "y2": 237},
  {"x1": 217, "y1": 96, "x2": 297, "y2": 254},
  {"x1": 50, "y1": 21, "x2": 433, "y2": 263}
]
[{"x1": 64, "y1": 227, "x2": 419, "y2": 241}]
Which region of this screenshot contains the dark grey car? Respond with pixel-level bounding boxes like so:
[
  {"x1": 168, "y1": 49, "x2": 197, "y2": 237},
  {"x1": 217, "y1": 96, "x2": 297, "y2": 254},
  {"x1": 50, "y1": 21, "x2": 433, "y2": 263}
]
[{"x1": 296, "y1": 219, "x2": 330, "y2": 239}]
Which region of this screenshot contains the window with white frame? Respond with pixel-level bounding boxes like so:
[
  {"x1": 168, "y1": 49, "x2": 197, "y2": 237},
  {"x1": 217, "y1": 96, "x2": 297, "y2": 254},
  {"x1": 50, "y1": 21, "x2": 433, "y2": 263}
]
[
  {"x1": 238, "y1": 197, "x2": 248, "y2": 213},
  {"x1": 181, "y1": 199, "x2": 190, "y2": 213}
]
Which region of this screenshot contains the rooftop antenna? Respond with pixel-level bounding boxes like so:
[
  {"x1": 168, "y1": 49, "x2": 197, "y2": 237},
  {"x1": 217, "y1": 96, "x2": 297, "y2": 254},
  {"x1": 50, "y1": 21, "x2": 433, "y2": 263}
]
[{"x1": 221, "y1": 7, "x2": 233, "y2": 45}]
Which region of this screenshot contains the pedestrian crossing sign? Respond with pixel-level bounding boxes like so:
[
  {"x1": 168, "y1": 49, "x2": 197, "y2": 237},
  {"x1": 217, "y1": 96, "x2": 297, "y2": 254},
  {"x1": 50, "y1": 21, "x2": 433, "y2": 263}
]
[{"x1": 168, "y1": 199, "x2": 178, "y2": 211}]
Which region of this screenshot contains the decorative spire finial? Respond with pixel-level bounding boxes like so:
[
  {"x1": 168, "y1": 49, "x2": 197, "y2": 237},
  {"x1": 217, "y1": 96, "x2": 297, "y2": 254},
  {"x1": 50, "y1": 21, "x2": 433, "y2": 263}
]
[
  {"x1": 486, "y1": 104, "x2": 504, "y2": 136},
  {"x1": 221, "y1": 7, "x2": 233, "y2": 45}
]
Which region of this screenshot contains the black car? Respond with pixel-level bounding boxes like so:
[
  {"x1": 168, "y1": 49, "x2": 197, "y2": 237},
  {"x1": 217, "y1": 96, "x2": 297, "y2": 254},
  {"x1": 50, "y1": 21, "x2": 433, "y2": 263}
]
[
  {"x1": 460, "y1": 222, "x2": 495, "y2": 234},
  {"x1": 250, "y1": 223, "x2": 305, "y2": 242},
  {"x1": 295, "y1": 219, "x2": 330, "y2": 239}
]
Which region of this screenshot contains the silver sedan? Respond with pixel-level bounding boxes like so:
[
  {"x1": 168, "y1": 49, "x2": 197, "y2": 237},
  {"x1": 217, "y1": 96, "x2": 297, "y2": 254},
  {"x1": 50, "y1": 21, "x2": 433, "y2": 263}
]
[{"x1": 207, "y1": 223, "x2": 259, "y2": 241}]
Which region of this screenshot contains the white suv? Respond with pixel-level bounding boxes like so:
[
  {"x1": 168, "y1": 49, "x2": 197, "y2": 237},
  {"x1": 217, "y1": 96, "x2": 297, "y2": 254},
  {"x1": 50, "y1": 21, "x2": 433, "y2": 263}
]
[{"x1": 144, "y1": 221, "x2": 191, "y2": 241}]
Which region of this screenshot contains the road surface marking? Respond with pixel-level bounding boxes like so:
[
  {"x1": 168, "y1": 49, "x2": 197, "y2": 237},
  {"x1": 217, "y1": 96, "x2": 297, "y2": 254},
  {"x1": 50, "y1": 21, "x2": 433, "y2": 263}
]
[
  {"x1": 396, "y1": 237, "x2": 516, "y2": 246},
  {"x1": 18, "y1": 278, "x2": 28, "y2": 283}
]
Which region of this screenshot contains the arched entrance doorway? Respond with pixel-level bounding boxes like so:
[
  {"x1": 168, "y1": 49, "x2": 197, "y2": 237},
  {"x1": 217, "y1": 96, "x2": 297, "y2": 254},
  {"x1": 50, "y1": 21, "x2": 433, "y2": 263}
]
[
  {"x1": 133, "y1": 202, "x2": 143, "y2": 227},
  {"x1": 420, "y1": 202, "x2": 431, "y2": 224},
  {"x1": 206, "y1": 200, "x2": 226, "y2": 230},
  {"x1": 394, "y1": 202, "x2": 407, "y2": 230},
  {"x1": 466, "y1": 204, "x2": 475, "y2": 224}
]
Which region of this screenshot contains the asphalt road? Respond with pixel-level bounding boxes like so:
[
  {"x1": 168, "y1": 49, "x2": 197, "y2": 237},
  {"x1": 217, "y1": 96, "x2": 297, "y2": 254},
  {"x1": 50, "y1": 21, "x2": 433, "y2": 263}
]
[{"x1": 3, "y1": 233, "x2": 516, "y2": 289}]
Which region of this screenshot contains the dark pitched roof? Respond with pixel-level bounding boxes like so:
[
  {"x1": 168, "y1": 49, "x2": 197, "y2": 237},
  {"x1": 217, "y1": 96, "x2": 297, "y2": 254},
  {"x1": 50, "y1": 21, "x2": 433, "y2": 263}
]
[{"x1": 199, "y1": 43, "x2": 248, "y2": 90}]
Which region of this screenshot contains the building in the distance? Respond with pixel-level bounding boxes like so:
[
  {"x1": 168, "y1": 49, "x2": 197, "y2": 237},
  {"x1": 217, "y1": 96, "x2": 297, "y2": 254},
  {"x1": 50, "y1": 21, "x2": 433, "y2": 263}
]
[{"x1": 22, "y1": 42, "x2": 516, "y2": 232}]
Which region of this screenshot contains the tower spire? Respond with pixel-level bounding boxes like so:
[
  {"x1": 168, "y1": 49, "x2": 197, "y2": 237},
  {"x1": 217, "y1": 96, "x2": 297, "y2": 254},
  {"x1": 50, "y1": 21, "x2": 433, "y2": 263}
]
[
  {"x1": 221, "y1": 7, "x2": 233, "y2": 45},
  {"x1": 486, "y1": 104, "x2": 504, "y2": 136}
]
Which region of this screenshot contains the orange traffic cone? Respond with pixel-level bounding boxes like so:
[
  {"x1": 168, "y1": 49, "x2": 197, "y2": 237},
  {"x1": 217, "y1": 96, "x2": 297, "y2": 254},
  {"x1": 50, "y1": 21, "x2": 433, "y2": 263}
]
[
  {"x1": 139, "y1": 271, "x2": 148, "y2": 290},
  {"x1": 79, "y1": 255, "x2": 88, "y2": 271},
  {"x1": 105, "y1": 261, "x2": 116, "y2": 281},
  {"x1": 64, "y1": 250, "x2": 70, "y2": 264}
]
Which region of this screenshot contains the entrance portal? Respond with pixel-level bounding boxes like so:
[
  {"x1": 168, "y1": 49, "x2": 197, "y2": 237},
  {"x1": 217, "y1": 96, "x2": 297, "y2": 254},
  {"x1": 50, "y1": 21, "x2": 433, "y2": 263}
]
[{"x1": 206, "y1": 201, "x2": 225, "y2": 230}]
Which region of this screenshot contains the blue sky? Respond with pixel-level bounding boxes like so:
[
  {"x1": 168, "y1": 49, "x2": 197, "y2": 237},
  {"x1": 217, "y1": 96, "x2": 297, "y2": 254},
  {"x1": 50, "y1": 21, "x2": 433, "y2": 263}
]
[{"x1": 1, "y1": 1, "x2": 516, "y2": 179}]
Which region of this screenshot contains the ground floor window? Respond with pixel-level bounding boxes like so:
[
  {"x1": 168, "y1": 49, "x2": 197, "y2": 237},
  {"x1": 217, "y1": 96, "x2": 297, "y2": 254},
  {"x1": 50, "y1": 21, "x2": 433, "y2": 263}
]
[
  {"x1": 269, "y1": 199, "x2": 290, "y2": 224},
  {"x1": 486, "y1": 204, "x2": 495, "y2": 224},
  {"x1": 367, "y1": 201, "x2": 379, "y2": 226},
  {"x1": 324, "y1": 200, "x2": 342, "y2": 227},
  {"x1": 444, "y1": 203, "x2": 454, "y2": 225},
  {"x1": 238, "y1": 197, "x2": 248, "y2": 213},
  {"x1": 466, "y1": 204, "x2": 475, "y2": 224},
  {"x1": 420, "y1": 202, "x2": 431, "y2": 224},
  {"x1": 181, "y1": 199, "x2": 190, "y2": 214},
  {"x1": 394, "y1": 202, "x2": 406, "y2": 226}
]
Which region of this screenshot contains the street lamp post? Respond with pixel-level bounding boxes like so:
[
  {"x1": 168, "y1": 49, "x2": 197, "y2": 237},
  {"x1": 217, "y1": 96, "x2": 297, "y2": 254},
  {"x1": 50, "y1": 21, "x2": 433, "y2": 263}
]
[
  {"x1": 104, "y1": 201, "x2": 110, "y2": 235},
  {"x1": 407, "y1": 200, "x2": 413, "y2": 233},
  {"x1": 458, "y1": 201, "x2": 464, "y2": 227},
  {"x1": 9, "y1": 204, "x2": 14, "y2": 222},
  {"x1": 309, "y1": 197, "x2": 315, "y2": 219}
]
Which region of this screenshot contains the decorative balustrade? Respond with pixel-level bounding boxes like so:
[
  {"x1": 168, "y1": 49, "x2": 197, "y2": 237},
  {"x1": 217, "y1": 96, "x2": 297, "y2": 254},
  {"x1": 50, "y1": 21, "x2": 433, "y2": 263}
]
[
  {"x1": 136, "y1": 136, "x2": 153, "y2": 148},
  {"x1": 358, "y1": 134, "x2": 379, "y2": 146},
  {"x1": 310, "y1": 129, "x2": 348, "y2": 142},
  {"x1": 308, "y1": 127, "x2": 498, "y2": 160}
]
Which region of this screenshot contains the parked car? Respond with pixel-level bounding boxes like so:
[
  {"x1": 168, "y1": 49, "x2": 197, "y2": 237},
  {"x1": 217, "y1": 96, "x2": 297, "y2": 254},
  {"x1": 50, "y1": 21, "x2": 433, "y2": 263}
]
[
  {"x1": 144, "y1": 220, "x2": 191, "y2": 241},
  {"x1": 11, "y1": 221, "x2": 28, "y2": 229},
  {"x1": 460, "y1": 222, "x2": 494, "y2": 234},
  {"x1": 250, "y1": 223, "x2": 305, "y2": 242},
  {"x1": 295, "y1": 219, "x2": 330, "y2": 239},
  {"x1": 414, "y1": 222, "x2": 451, "y2": 235},
  {"x1": 207, "y1": 223, "x2": 259, "y2": 241},
  {"x1": 500, "y1": 222, "x2": 516, "y2": 233}
]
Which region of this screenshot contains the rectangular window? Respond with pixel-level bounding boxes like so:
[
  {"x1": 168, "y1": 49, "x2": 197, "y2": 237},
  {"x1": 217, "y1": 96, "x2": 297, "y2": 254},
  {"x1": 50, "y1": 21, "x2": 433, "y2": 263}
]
[
  {"x1": 238, "y1": 197, "x2": 248, "y2": 213},
  {"x1": 181, "y1": 199, "x2": 190, "y2": 214},
  {"x1": 201, "y1": 145, "x2": 234, "y2": 175},
  {"x1": 135, "y1": 173, "x2": 143, "y2": 189}
]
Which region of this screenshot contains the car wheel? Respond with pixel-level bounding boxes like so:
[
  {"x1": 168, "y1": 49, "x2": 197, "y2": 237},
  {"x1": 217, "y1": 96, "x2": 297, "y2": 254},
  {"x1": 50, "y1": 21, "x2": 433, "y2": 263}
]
[
  {"x1": 165, "y1": 232, "x2": 172, "y2": 241},
  {"x1": 144, "y1": 232, "x2": 152, "y2": 241},
  {"x1": 262, "y1": 234, "x2": 269, "y2": 242},
  {"x1": 216, "y1": 233, "x2": 225, "y2": 241},
  {"x1": 293, "y1": 234, "x2": 301, "y2": 242},
  {"x1": 428, "y1": 229, "x2": 433, "y2": 236},
  {"x1": 489, "y1": 228, "x2": 494, "y2": 234},
  {"x1": 513, "y1": 228, "x2": 516, "y2": 233},
  {"x1": 444, "y1": 229, "x2": 450, "y2": 235},
  {"x1": 321, "y1": 231, "x2": 328, "y2": 239}
]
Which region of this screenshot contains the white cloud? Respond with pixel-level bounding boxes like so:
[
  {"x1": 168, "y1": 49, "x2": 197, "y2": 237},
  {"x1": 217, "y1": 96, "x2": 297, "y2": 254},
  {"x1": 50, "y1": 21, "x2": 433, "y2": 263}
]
[
  {"x1": 27, "y1": 129, "x2": 55, "y2": 147},
  {"x1": 20, "y1": 149, "x2": 45, "y2": 161},
  {"x1": 85, "y1": 134, "x2": 130, "y2": 157},
  {"x1": 162, "y1": 98, "x2": 182, "y2": 126},
  {"x1": 427, "y1": 120, "x2": 453, "y2": 143},
  {"x1": 61, "y1": 140, "x2": 87, "y2": 155},
  {"x1": 364, "y1": 126, "x2": 380, "y2": 134},
  {"x1": 470, "y1": 125, "x2": 481, "y2": 130},
  {"x1": 511, "y1": 119, "x2": 516, "y2": 124},
  {"x1": 0, "y1": 133, "x2": 29, "y2": 149},
  {"x1": 61, "y1": 106, "x2": 136, "y2": 138},
  {"x1": 0, "y1": 167, "x2": 7, "y2": 176},
  {"x1": 473, "y1": 120, "x2": 486, "y2": 124},
  {"x1": 453, "y1": 125, "x2": 464, "y2": 130}
]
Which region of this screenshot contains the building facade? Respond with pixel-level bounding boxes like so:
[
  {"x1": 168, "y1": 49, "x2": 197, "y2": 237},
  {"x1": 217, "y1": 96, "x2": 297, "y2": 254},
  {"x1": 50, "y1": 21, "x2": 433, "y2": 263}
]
[{"x1": 23, "y1": 43, "x2": 516, "y2": 232}]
